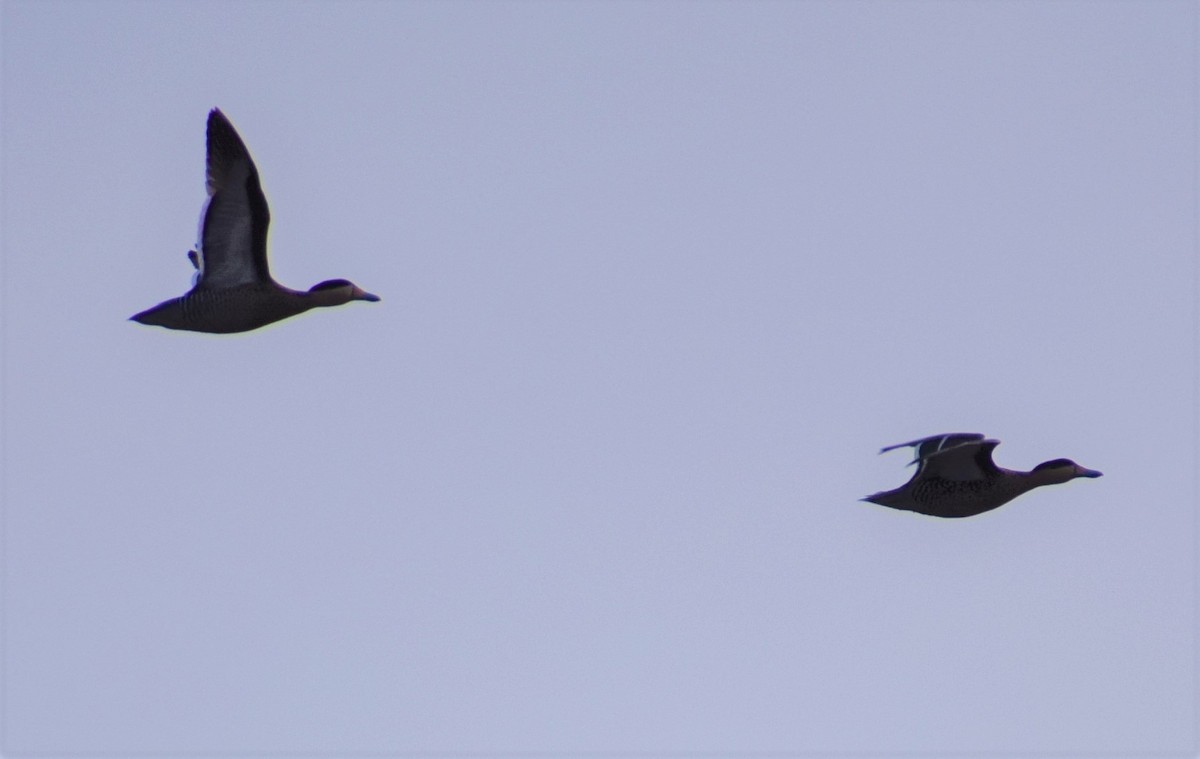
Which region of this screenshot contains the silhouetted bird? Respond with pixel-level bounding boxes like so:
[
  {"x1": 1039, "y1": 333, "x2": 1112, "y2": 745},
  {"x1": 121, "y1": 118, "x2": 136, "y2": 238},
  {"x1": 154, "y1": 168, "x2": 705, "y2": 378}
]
[
  {"x1": 863, "y1": 433, "x2": 1101, "y2": 518},
  {"x1": 132, "y1": 108, "x2": 379, "y2": 333}
]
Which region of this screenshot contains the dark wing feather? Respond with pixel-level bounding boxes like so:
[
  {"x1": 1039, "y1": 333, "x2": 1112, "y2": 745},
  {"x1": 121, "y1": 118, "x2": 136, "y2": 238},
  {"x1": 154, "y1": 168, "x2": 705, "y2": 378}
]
[
  {"x1": 880, "y1": 433, "x2": 986, "y2": 461},
  {"x1": 195, "y1": 109, "x2": 272, "y2": 289},
  {"x1": 880, "y1": 433, "x2": 999, "y2": 481},
  {"x1": 971, "y1": 441, "x2": 1002, "y2": 477},
  {"x1": 919, "y1": 439, "x2": 1000, "y2": 481}
]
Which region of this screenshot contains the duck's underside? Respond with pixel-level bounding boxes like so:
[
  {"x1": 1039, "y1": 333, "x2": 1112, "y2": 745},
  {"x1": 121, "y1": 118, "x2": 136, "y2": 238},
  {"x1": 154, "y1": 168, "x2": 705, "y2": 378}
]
[
  {"x1": 863, "y1": 476, "x2": 1021, "y2": 518},
  {"x1": 130, "y1": 283, "x2": 313, "y2": 334}
]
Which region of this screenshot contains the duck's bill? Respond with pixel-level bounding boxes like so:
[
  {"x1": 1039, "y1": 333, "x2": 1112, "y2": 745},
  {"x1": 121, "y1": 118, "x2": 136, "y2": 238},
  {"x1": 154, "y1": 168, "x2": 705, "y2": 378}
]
[
  {"x1": 1077, "y1": 467, "x2": 1103, "y2": 478},
  {"x1": 353, "y1": 287, "x2": 381, "y2": 302}
]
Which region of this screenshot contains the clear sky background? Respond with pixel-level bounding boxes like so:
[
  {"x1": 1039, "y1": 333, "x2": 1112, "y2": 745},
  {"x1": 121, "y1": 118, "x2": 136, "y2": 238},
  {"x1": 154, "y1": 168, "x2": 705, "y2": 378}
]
[{"x1": 2, "y1": 1, "x2": 1195, "y2": 755}]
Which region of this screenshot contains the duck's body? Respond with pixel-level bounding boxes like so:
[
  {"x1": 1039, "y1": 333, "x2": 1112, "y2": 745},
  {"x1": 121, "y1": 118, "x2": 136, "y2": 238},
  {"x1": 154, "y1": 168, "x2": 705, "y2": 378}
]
[
  {"x1": 132, "y1": 108, "x2": 378, "y2": 334},
  {"x1": 133, "y1": 279, "x2": 375, "y2": 335},
  {"x1": 863, "y1": 433, "x2": 1102, "y2": 518}
]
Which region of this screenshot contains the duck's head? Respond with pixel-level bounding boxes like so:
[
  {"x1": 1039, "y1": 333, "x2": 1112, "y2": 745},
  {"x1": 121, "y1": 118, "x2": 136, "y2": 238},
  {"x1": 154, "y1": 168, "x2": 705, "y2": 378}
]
[
  {"x1": 308, "y1": 279, "x2": 381, "y2": 305},
  {"x1": 1031, "y1": 458, "x2": 1103, "y2": 483}
]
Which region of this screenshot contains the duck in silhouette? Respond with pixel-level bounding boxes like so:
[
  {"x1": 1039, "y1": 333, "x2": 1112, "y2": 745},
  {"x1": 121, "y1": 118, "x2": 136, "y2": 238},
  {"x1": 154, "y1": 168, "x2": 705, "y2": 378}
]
[
  {"x1": 132, "y1": 108, "x2": 379, "y2": 333},
  {"x1": 863, "y1": 433, "x2": 1102, "y2": 518}
]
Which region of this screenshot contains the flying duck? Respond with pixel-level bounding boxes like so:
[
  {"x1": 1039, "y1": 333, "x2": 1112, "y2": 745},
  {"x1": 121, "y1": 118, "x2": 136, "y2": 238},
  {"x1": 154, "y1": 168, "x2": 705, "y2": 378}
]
[
  {"x1": 862, "y1": 433, "x2": 1102, "y2": 518},
  {"x1": 131, "y1": 108, "x2": 379, "y2": 333}
]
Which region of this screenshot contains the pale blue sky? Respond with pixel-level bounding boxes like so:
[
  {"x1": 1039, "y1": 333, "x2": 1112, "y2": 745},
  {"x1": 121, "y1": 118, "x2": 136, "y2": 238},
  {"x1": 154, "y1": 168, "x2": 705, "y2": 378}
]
[{"x1": 2, "y1": 1, "x2": 1195, "y2": 755}]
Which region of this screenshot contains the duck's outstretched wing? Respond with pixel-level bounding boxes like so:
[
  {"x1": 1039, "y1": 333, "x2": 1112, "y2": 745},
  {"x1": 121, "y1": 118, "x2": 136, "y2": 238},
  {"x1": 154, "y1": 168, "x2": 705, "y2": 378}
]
[
  {"x1": 881, "y1": 433, "x2": 985, "y2": 461},
  {"x1": 193, "y1": 108, "x2": 271, "y2": 290},
  {"x1": 880, "y1": 433, "x2": 1001, "y2": 481}
]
